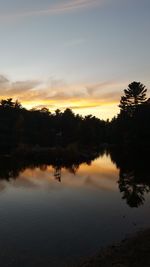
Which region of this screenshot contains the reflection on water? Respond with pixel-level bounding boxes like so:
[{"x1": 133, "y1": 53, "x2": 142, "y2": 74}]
[
  {"x1": 0, "y1": 153, "x2": 118, "y2": 193},
  {"x1": 109, "y1": 148, "x2": 150, "y2": 207},
  {"x1": 0, "y1": 148, "x2": 150, "y2": 208},
  {"x1": 0, "y1": 148, "x2": 150, "y2": 266}
]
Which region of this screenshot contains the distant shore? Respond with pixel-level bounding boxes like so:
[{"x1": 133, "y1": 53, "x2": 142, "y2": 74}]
[{"x1": 76, "y1": 228, "x2": 150, "y2": 267}]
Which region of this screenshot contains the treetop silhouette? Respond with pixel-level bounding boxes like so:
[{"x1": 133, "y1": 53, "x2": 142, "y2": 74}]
[{"x1": 119, "y1": 81, "x2": 147, "y2": 116}]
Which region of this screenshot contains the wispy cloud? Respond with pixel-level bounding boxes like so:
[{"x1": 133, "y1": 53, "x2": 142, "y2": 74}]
[
  {"x1": 67, "y1": 104, "x2": 101, "y2": 110},
  {"x1": 0, "y1": 74, "x2": 125, "y2": 118},
  {"x1": 0, "y1": 75, "x2": 43, "y2": 101},
  {"x1": 0, "y1": 75, "x2": 9, "y2": 84},
  {"x1": 0, "y1": 74, "x2": 124, "y2": 103},
  {"x1": 86, "y1": 81, "x2": 125, "y2": 96},
  {"x1": 0, "y1": 0, "x2": 101, "y2": 20}
]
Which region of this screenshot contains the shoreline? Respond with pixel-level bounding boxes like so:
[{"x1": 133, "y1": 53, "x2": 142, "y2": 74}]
[{"x1": 76, "y1": 228, "x2": 150, "y2": 267}]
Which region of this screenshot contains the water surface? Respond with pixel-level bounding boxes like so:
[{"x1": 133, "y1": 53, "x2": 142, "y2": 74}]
[{"x1": 0, "y1": 151, "x2": 150, "y2": 266}]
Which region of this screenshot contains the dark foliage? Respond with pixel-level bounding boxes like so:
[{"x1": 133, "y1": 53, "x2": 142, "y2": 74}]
[
  {"x1": 0, "y1": 81, "x2": 149, "y2": 154},
  {"x1": 109, "y1": 147, "x2": 150, "y2": 207},
  {"x1": 0, "y1": 98, "x2": 106, "y2": 154},
  {"x1": 119, "y1": 81, "x2": 147, "y2": 116},
  {"x1": 108, "y1": 81, "x2": 150, "y2": 146}
]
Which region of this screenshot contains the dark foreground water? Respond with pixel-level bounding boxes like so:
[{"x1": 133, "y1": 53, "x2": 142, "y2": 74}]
[{"x1": 0, "y1": 152, "x2": 150, "y2": 266}]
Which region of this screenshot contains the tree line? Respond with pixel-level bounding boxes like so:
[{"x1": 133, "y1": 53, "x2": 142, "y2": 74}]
[
  {"x1": 0, "y1": 81, "x2": 149, "y2": 154},
  {"x1": 0, "y1": 98, "x2": 106, "y2": 153}
]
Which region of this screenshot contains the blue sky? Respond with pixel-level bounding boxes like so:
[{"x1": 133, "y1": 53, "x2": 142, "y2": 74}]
[{"x1": 0, "y1": 0, "x2": 149, "y2": 119}]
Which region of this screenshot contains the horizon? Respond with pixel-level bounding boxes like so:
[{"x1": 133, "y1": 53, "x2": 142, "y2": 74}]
[{"x1": 0, "y1": 0, "x2": 150, "y2": 119}]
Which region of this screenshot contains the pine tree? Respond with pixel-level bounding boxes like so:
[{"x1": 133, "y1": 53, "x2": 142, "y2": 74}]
[{"x1": 119, "y1": 81, "x2": 147, "y2": 116}]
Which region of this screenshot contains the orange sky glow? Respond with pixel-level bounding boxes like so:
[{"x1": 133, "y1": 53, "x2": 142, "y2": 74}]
[
  {"x1": 23, "y1": 99, "x2": 119, "y2": 120},
  {"x1": 0, "y1": 75, "x2": 123, "y2": 120}
]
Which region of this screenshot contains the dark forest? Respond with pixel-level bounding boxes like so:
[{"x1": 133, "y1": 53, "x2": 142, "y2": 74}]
[{"x1": 0, "y1": 81, "x2": 150, "y2": 155}]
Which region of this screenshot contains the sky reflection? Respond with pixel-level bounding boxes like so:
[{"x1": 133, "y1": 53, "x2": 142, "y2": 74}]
[
  {"x1": 0, "y1": 153, "x2": 150, "y2": 266},
  {"x1": 0, "y1": 155, "x2": 118, "y2": 193}
]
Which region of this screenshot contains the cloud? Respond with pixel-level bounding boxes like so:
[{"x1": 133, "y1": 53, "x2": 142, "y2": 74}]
[
  {"x1": 0, "y1": 74, "x2": 123, "y2": 119},
  {"x1": 86, "y1": 81, "x2": 125, "y2": 96},
  {"x1": 0, "y1": 0, "x2": 101, "y2": 20},
  {"x1": 0, "y1": 75, "x2": 123, "y2": 103},
  {"x1": 0, "y1": 75, "x2": 9, "y2": 84},
  {"x1": 67, "y1": 104, "x2": 101, "y2": 110},
  {"x1": 0, "y1": 76, "x2": 43, "y2": 101},
  {"x1": 85, "y1": 81, "x2": 128, "y2": 103},
  {"x1": 11, "y1": 80, "x2": 41, "y2": 92}
]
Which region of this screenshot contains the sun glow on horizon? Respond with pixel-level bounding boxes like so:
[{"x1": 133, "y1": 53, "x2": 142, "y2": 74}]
[
  {"x1": 21, "y1": 99, "x2": 119, "y2": 120},
  {"x1": 0, "y1": 73, "x2": 123, "y2": 119}
]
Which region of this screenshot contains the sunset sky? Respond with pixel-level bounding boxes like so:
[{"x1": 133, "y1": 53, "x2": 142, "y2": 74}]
[{"x1": 0, "y1": 0, "x2": 149, "y2": 119}]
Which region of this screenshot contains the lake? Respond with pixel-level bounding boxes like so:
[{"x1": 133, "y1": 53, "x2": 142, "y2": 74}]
[{"x1": 0, "y1": 149, "x2": 150, "y2": 266}]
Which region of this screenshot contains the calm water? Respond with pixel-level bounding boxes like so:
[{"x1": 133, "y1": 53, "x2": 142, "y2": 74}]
[{"x1": 0, "y1": 152, "x2": 150, "y2": 266}]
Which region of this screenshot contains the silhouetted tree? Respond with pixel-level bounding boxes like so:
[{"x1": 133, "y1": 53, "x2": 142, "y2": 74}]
[
  {"x1": 119, "y1": 81, "x2": 147, "y2": 116},
  {"x1": 14, "y1": 100, "x2": 22, "y2": 109},
  {"x1": 0, "y1": 98, "x2": 14, "y2": 109},
  {"x1": 108, "y1": 81, "x2": 150, "y2": 145}
]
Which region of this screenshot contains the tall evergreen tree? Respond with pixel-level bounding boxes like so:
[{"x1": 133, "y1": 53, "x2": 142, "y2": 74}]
[{"x1": 119, "y1": 81, "x2": 147, "y2": 116}]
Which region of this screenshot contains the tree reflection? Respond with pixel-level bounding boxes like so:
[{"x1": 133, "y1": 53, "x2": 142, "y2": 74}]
[
  {"x1": 109, "y1": 147, "x2": 150, "y2": 207},
  {"x1": 54, "y1": 167, "x2": 61, "y2": 182},
  {"x1": 118, "y1": 170, "x2": 150, "y2": 207},
  {"x1": 0, "y1": 148, "x2": 101, "y2": 182},
  {"x1": 0, "y1": 147, "x2": 150, "y2": 208}
]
